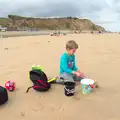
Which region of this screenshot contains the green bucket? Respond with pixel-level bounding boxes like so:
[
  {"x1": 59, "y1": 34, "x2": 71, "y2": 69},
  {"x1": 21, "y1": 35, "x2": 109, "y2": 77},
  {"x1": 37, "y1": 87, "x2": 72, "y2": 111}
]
[{"x1": 81, "y1": 79, "x2": 94, "y2": 94}]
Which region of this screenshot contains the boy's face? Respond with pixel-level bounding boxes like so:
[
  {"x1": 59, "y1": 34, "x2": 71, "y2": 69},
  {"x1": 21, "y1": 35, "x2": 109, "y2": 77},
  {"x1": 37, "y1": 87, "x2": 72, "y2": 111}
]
[{"x1": 67, "y1": 48, "x2": 77, "y2": 55}]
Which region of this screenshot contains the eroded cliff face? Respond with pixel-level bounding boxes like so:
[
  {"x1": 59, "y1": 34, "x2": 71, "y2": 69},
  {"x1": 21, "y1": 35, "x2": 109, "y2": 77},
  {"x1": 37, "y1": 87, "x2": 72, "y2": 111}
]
[{"x1": 0, "y1": 15, "x2": 105, "y2": 31}]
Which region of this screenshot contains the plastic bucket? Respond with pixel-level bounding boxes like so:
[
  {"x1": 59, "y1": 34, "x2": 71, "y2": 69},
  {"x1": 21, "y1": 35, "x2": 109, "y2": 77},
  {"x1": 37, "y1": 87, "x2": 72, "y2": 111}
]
[
  {"x1": 64, "y1": 82, "x2": 75, "y2": 96},
  {"x1": 81, "y1": 79, "x2": 94, "y2": 94}
]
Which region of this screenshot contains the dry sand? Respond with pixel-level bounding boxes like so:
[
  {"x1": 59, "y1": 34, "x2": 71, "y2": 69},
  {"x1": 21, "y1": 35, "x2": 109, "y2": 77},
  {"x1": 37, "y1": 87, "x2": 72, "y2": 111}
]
[{"x1": 0, "y1": 33, "x2": 120, "y2": 120}]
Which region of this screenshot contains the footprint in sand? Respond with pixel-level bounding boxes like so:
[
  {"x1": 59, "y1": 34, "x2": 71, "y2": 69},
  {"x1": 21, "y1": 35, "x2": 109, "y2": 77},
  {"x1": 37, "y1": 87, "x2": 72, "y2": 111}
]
[
  {"x1": 4, "y1": 71, "x2": 13, "y2": 75},
  {"x1": 4, "y1": 48, "x2": 8, "y2": 50},
  {"x1": 60, "y1": 107, "x2": 64, "y2": 112},
  {"x1": 73, "y1": 95, "x2": 80, "y2": 100},
  {"x1": 0, "y1": 64, "x2": 3, "y2": 68},
  {"x1": 32, "y1": 108, "x2": 38, "y2": 112},
  {"x1": 49, "y1": 104, "x2": 57, "y2": 111},
  {"x1": 20, "y1": 112, "x2": 25, "y2": 117}
]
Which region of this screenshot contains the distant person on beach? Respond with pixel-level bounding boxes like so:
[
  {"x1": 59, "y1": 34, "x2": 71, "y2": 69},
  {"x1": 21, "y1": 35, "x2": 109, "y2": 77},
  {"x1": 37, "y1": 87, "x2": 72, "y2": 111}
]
[{"x1": 56, "y1": 40, "x2": 85, "y2": 84}]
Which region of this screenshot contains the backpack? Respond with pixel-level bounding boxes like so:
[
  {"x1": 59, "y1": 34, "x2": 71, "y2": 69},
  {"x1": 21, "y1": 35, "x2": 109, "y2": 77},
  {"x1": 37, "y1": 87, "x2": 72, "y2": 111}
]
[
  {"x1": 0, "y1": 86, "x2": 8, "y2": 105},
  {"x1": 26, "y1": 69, "x2": 51, "y2": 93}
]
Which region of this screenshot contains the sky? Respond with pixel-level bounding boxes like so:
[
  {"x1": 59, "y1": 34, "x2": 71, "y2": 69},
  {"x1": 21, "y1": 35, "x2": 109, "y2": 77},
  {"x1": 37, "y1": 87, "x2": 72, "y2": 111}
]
[{"x1": 0, "y1": 0, "x2": 120, "y2": 32}]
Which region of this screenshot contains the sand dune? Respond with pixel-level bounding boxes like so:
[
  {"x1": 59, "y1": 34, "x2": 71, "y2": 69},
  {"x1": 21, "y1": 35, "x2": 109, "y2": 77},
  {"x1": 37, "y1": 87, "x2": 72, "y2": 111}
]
[{"x1": 0, "y1": 33, "x2": 120, "y2": 120}]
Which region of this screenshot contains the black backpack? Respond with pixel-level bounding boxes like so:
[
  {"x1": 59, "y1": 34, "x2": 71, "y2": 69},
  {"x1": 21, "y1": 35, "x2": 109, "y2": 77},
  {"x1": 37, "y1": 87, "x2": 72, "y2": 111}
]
[
  {"x1": 26, "y1": 69, "x2": 51, "y2": 93},
  {"x1": 0, "y1": 86, "x2": 8, "y2": 105}
]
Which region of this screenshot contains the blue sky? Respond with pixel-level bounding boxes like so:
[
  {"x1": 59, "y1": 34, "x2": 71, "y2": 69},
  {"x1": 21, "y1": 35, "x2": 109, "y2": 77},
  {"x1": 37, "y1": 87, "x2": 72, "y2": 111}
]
[{"x1": 0, "y1": 0, "x2": 120, "y2": 31}]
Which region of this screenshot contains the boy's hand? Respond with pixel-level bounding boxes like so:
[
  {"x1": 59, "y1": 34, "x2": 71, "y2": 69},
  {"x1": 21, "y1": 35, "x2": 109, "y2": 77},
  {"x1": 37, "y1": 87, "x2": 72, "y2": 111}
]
[
  {"x1": 72, "y1": 71, "x2": 81, "y2": 76},
  {"x1": 72, "y1": 71, "x2": 76, "y2": 75},
  {"x1": 75, "y1": 71, "x2": 81, "y2": 77},
  {"x1": 72, "y1": 71, "x2": 85, "y2": 78},
  {"x1": 76, "y1": 71, "x2": 85, "y2": 78}
]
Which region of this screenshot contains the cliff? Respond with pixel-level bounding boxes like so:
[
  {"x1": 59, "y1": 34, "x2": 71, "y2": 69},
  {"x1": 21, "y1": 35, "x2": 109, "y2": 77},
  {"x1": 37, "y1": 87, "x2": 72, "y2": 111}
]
[{"x1": 0, "y1": 15, "x2": 105, "y2": 31}]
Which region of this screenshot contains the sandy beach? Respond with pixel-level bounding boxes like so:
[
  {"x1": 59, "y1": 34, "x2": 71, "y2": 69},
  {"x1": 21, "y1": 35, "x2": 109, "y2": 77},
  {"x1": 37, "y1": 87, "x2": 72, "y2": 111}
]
[{"x1": 0, "y1": 33, "x2": 120, "y2": 120}]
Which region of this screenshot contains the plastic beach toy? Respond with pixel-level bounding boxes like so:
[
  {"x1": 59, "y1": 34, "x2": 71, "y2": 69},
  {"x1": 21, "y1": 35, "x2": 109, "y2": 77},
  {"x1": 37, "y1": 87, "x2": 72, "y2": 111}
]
[
  {"x1": 5, "y1": 80, "x2": 15, "y2": 91},
  {"x1": 81, "y1": 78, "x2": 94, "y2": 94}
]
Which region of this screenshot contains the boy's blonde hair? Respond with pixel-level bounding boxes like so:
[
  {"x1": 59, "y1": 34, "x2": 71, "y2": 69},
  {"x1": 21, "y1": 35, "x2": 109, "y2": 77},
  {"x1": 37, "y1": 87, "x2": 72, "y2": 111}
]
[{"x1": 66, "y1": 40, "x2": 78, "y2": 50}]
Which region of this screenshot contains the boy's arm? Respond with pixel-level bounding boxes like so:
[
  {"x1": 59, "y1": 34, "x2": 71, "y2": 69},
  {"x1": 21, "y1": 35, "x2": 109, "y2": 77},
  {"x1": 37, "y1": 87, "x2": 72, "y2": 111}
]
[
  {"x1": 73, "y1": 56, "x2": 79, "y2": 71},
  {"x1": 61, "y1": 56, "x2": 75, "y2": 74}
]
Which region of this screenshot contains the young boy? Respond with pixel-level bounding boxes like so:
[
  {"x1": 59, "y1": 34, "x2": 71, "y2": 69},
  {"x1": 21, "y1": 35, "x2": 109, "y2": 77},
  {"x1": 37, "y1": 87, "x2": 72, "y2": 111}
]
[{"x1": 56, "y1": 40, "x2": 85, "y2": 84}]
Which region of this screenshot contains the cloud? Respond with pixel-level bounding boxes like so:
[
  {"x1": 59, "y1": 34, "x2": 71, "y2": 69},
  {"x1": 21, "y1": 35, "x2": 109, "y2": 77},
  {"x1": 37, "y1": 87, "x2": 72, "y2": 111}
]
[{"x1": 0, "y1": 0, "x2": 120, "y2": 31}]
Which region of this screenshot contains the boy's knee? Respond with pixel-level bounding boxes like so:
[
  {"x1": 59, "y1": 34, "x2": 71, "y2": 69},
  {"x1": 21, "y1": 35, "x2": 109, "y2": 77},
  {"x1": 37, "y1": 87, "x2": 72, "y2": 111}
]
[{"x1": 60, "y1": 72, "x2": 74, "y2": 82}]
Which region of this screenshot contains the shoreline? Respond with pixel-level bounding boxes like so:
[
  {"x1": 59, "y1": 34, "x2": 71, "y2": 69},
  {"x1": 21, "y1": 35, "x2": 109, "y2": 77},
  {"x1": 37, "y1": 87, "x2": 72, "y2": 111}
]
[
  {"x1": 0, "y1": 30, "x2": 119, "y2": 38},
  {"x1": 0, "y1": 30, "x2": 73, "y2": 38}
]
